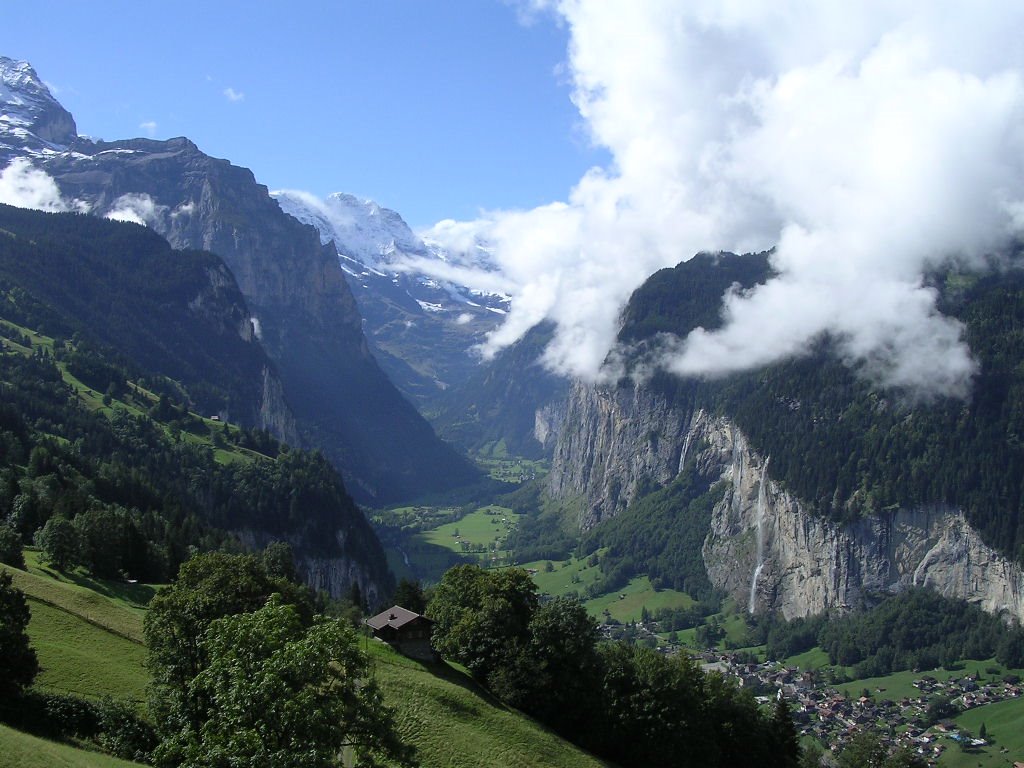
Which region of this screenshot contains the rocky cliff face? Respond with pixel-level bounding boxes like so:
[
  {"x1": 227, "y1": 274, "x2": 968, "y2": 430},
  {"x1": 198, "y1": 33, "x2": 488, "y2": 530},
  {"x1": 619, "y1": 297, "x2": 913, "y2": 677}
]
[
  {"x1": 548, "y1": 381, "x2": 700, "y2": 528},
  {"x1": 233, "y1": 528, "x2": 390, "y2": 606},
  {"x1": 549, "y1": 381, "x2": 1024, "y2": 622},
  {"x1": 0, "y1": 127, "x2": 476, "y2": 501}
]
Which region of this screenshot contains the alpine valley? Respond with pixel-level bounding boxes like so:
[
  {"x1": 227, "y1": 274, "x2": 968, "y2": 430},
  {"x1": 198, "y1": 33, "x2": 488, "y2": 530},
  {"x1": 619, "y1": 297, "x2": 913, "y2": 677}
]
[{"x1": 6, "y1": 50, "x2": 1024, "y2": 768}]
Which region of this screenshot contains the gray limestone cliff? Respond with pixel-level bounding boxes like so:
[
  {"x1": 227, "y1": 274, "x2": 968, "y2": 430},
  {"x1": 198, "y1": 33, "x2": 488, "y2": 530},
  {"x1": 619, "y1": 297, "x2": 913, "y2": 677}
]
[
  {"x1": 233, "y1": 529, "x2": 389, "y2": 607},
  {"x1": 548, "y1": 381, "x2": 1024, "y2": 622}
]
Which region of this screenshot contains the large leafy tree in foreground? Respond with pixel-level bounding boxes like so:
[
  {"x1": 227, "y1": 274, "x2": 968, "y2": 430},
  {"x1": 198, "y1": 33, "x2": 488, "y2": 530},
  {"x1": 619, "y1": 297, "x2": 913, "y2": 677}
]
[
  {"x1": 167, "y1": 596, "x2": 413, "y2": 768},
  {"x1": 146, "y1": 552, "x2": 413, "y2": 768}
]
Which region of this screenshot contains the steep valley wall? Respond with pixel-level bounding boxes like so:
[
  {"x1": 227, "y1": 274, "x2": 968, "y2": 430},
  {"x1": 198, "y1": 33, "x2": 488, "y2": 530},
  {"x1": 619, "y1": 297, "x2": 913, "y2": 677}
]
[{"x1": 548, "y1": 381, "x2": 1024, "y2": 621}]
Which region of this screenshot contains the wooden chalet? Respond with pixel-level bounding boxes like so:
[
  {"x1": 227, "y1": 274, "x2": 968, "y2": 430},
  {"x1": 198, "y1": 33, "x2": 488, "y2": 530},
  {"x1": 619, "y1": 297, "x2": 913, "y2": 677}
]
[{"x1": 365, "y1": 605, "x2": 437, "y2": 661}]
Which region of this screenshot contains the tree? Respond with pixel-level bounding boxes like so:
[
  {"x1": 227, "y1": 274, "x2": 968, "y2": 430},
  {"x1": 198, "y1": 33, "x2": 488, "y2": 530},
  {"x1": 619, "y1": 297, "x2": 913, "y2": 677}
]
[
  {"x1": 925, "y1": 695, "x2": 958, "y2": 725},
  {"x1": 838, "y1": 732, "x2": 889, "y2": 768},
  {"x1": 144, "y1": 551, "x2": 314, "y2": 763},
  {"x1": 262, "y1": 541, "x2": 298, "y2": 583},
  {"x1": 73, "y1": 508, "x2": 128, "y2": 579},
  {"x1": 0, "y1": 570, "x2": 38, "y2": 698},
  {"x1": 428, "y1": 564, "x2": 538, "y2": 683},
  {"x1": 163, "y1": 596, "x2": 414, "y2": 768},
  {"x1": 34, "y1": 515, "x2": 78, "y2": 571},
  {"x1": 523, "y1": 596, "x2": 601, "y2": 731},
  {"x1": 772, "y1": 697, "x2": 801, "y2": 767},
  {"x1": 392, "y1": 577, "x2": 427, "y2": 614},
  {"x1": 0, "y1": 521, "x2": 24, "y2": 568},
  {"x1": 799, "y1": 742, "x2": 823, "y2": 768}
]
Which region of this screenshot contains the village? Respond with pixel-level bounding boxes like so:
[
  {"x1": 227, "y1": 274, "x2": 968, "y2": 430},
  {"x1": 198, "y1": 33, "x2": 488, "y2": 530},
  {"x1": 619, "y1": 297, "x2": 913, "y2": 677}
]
[{"x1": 690, "y1": 649, "x2": 1023, "y2": 765}]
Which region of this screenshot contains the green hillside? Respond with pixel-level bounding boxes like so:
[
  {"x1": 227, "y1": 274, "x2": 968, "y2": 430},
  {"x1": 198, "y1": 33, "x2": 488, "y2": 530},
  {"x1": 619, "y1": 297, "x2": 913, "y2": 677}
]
[
  {"x1": 1, "y1": 554, "x2": 148, "y2": 703},
  {"x1": 3, "y1": 550, "x2": 608, "y2": 767},
  {"x1": 368, "y1": 641, "x2": 609, "y2": 768},
  {"x1": 0, "y1": 203, "x2": 273, "y2": 424},
  {"x1": 0, "y1": 723, "x2": 146, "y2": 768}
]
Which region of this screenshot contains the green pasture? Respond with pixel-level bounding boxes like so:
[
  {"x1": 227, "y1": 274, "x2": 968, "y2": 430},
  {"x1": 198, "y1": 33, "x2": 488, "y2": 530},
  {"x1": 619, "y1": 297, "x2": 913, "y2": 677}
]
[
  {"x1": 519, "y1": 555, "x2": 604, "y2": 596},
  {"x1": 838, "y1": 659, "x2": 1024, "y2": 703},
  {"x1": 368, "y1": 640, "x2": 609, "y2": 768},
  {"x1": 940, "y1": 695, "x2": 1024, "y2": 767},
  {"x1": 0, "y1": 723, "x2": 146, "y2": 768},
  {"x1": 25, "y1": 600, "x2": 148, "y2": 703},
  {"x1": 418, "y1": 506, "x2": 519, "y2": 551}
]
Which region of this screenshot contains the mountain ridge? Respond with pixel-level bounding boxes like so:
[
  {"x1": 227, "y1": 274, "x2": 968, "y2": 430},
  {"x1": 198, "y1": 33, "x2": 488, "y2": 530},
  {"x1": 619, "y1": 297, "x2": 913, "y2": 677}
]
[{"x1": 0, "y1": 56, "x2": 478, "y2": 504}]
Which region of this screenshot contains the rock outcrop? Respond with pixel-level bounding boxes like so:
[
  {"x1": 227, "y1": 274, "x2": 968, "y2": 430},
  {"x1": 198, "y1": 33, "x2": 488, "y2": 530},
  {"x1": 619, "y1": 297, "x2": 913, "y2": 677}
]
[{"x1": 549, "y1": 381, "x2": 1024, "y2": 622}]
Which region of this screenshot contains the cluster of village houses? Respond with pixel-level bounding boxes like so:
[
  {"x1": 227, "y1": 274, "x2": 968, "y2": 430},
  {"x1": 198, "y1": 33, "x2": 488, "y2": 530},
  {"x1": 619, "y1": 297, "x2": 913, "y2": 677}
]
[{"x1": 694, "y1": 651, "x2": 1023, "y2": 764}]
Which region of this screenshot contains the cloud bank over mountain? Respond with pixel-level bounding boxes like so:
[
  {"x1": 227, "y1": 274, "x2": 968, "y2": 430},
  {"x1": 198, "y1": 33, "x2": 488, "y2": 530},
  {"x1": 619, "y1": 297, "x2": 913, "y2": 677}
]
[
  {"x1": 421, "y1": 0, "x2": 1024, "y2": 396},
  {"x1": 0, "y1": 158, "x2": 86, "y2": 213}
]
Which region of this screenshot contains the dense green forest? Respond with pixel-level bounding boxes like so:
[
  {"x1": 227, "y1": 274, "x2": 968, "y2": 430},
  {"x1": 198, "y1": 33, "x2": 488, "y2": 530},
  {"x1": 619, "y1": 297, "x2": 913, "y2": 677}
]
[
  {"x1": 578, "y1": 470, "x2": 721, "y2": 600},
  {"x1": 619, "y1": 252, "x2": 1024, "y2": 564},
  {"x1": 0, "y1": 205, "x2": 391, "y2": 591},
  {"x1": 0, "y1": 340, "x2": 389, "y2": 587},
  {"x1": 0, "y1": 204, "x2": 272, "y2": 421}
]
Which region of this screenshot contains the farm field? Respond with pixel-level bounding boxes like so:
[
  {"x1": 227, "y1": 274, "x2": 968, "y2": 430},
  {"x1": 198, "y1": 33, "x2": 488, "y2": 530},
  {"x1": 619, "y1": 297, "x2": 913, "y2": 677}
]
[
  {"x1": 375, "y1": 505, "x2": 523, "y2": 582},
  {"x1": 418, "y1": 506, "x2": 520, "y2": 553},
  {"x1": 472, "y1": 442, "x2": 548, "y2": 484},
  {"x1": 519, "y1": 555, "x2": 695, "y2": 624},
  {"x1": 519, "y1": 554, "x2": 604, "y2": 595},
  {"x1": 584, "y1": 576, "x2": 694, "y2": 624},
  {"x1": 24, "y1": 600, "x2": 147, "y2": 703}
]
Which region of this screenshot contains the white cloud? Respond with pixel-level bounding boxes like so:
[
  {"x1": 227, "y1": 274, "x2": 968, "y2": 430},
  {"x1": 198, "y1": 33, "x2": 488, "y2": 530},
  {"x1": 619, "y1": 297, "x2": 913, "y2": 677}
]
[
  {"x1": 0, "y1": 158, "x2": 88, "y2": 213},
  {"x1": 223, "y1": 87, "x2": 245, "y2": 103},
  {"x1": 171, "y1": 201, "x2": 195, "y2": 219},
  {"x1": 419, "y1": 1, "x2": 1024, "y2": 397},
  {"x1": 139, "y1": 120, "x2": 158, "y2": 137},
  {"x1": 104, "y1": 193, "x2": 165, "y2": 227}
]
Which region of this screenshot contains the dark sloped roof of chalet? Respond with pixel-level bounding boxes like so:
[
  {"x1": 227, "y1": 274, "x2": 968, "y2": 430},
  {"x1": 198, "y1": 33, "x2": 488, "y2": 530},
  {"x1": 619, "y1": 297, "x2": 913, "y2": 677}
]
[{"x1": 365, "y1": 605, "x2": 433, "y2": 631}]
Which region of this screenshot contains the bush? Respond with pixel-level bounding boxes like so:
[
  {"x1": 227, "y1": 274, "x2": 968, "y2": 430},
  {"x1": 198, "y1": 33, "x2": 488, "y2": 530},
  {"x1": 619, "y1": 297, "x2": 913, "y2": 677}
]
[{"x1": 96, "y1": 696, "x2": 157, "y2": 763}]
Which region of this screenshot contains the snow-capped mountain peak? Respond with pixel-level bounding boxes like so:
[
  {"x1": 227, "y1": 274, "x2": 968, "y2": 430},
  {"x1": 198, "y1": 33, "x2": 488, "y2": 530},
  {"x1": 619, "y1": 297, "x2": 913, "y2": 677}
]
[
  {"x1": 272, "y1": 189, "x2": 426, "y2": 269},
  {"x1": 0, "y1": 57, "x2": 77, "y2": 154},
  {"x1": 271, "y1": 188, "x2": 510, "y2": 400}
]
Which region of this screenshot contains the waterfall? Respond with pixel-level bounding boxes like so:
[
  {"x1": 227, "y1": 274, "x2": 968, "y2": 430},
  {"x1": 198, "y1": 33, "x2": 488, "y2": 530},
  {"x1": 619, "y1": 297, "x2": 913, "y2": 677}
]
[{"x1": 748, "y1": 459, "x2": 770, "y2": 613}]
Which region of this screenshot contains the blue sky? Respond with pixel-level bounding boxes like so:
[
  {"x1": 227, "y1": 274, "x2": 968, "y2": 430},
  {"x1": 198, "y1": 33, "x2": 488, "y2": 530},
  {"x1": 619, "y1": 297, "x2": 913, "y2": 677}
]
[
  {"x1": 6, "y1": 2, "x2": 1023, "y2": 398},
  {"x1": 1, "y1": 1, "x2": 606, "y2": 227}
]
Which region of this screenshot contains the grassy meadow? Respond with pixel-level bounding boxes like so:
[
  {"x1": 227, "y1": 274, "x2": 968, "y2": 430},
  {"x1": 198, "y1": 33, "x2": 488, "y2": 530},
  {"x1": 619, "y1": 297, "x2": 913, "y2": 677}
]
[
  {"x1": 940, "y1": 696, "x2": 1024, "y2": 767},
  {"x1": 367, "y1": 641, "x2": 609, "y2": 768},
  {"x1": 0, "y1": 724, "x2": 146, "y2": 768},
  {"x1": 2, "y1": 552, "x2": 150, "y2": 703}
]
